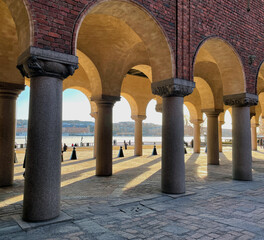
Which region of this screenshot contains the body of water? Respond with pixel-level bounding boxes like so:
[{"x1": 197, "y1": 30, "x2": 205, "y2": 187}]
[{"x1": 15, "y1": 135, "x2": 232, "y2": 147}]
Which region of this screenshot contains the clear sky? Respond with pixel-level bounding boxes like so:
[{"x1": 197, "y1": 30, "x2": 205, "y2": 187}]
[{"x1": 16, "y1": 87, "x2": 232, "y2": 128}]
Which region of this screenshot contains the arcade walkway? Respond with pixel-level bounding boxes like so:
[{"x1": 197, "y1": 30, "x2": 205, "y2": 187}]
[{"x1": 1, "y1": 146, "x2": 264, "y2": 239}]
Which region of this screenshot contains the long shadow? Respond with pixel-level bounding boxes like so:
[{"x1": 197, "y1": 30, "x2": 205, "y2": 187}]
[
  {"x1": 60, "y1": 156, "x2": 162, "y2": 198},
  {"x1": 62, "y1": 157, "x2": 95, "y2": 167}
]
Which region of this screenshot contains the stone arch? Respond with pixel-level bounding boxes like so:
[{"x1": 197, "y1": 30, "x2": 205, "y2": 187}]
[
  {"x1": 184, "y1": 102, "x2": 201, "y2": 122},
  {"x1": 3, "y1": 0, "x2": 32, "y2": 54},
  {"x1": 121, "y1": 93, "x2": 138, "y2": 116},
  {"x1": 77, "y1": 50, "x2": 102, "y2": 98},
  {"x1": 194, "y1": 77, "x2": 215, "y2": 110},
  {"x1": 63, "y1": 85, "x2": 91, "y2": 101},
  {"x1": 257, "y1": 61, "x2": 264, "y2": 95},
  {"x1": 0, "y1": 0, "x2": 32, "y2": 85},
  {"x1": 194, "y1": 37, "x2": 246, "y2": 96},
  {"x1": 74, "y1": 0, "x2": 174, "y2": 98}
]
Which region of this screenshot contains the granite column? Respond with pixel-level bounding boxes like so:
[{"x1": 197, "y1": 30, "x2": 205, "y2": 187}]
[
  {"x1": 224, "y1": 93, "x2": 258, "y2": 181},
  {"x1": 0, "y1": 83, "x2": 24, "y2": 187},
  {"x1": 152, "y1": 78, "x2": 195, "y2": 194},
  {"x1": 17, "y1": 47, "x2": 78, "y2": 221}
]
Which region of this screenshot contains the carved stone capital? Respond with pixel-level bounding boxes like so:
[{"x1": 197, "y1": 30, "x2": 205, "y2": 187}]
[
  {"x1": 218, "y1": 120, "x2": 225, "y2": 125},
  {"x1": 223, "y1": 93, "x2": 258, "y2": 107},
  {"x1": 151, "y1": 78, "x2": 195, "y2": 98},
  {"x1": 155, "y1": 104, "x2": 162, "y2": 113},
  {"x1": 90, "y1": 112, "x2": 98, "y2": 119},
  {"x1": 17, "y1": 47, "x2": 78, "y2": 80},
  {"x1": 91, "y1": 95, "x2": 120, "y2": 108},
  {"x1": 131, "y1": 115, "x2": 146, "y2": 121},
  {"x1": 203, "y1": 109, "x2": 223, "y2": 117},
  {"x1": 0, "y1": 82, "x2": 25, "y2": 99},
  {"x1": 190, "y1": 119, "x2": 203, "y2": 125},
  {"x1": 251, "y1": 123, "x2": 259, "y2": 128}
]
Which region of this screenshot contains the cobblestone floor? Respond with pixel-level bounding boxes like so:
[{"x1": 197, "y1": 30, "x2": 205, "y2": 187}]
[{"x1": 1, "y1": 146, "x2": 264, "y2": 239}]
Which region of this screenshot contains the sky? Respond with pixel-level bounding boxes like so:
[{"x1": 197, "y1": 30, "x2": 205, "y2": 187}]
[{"x1": 16, "y1": 87, "x2": 232, "y2": 128}]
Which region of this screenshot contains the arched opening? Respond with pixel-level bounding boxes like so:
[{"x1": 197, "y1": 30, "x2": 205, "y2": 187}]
[
  {"x1": 62, "y1": 89, "x2": 94, "y2": 148},
  {"x1": 75, "y1": 0, "x2": 174, "y2": 99},
  {"x1": 194, "y1": 37, "x2": 246, "y2": 99}
]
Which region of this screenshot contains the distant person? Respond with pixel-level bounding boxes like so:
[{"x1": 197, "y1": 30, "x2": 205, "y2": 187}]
[
  {"x1": 124, "y1": 142, "x2": 128, "y2": 150},
  {"x1": 63, "y1": 143, "x2": 67, "y2": 152},
  {"x1": 191, "y1": 139, "x2": 194, "y2": 148},
  {"x1": 113, "y1": 139, "x2": 116, "y2": 145},
  {"x1": 128, "y1": 140, "x2": 131, "y2": 145}
]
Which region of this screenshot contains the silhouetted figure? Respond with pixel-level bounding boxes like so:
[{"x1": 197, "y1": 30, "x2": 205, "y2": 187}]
[
  {"x1": 124, "y1": 142, "x2": 128, "y2": 150},
  {"x1": 191, "y1": 139, "x2": 194, "y2": 148},
  {"x1": 23, "y1": 149, "x2": 27, "y2": 177},
  {"x1": 152, "y1": 145, "x2": 157, "y2": 155},
  {"x1": 63, "y1": 143, "x2": 67, "y2": 152},
  {"x1": 113, "y1": 139, "x2": 117, "y2": 145},
  {"x1": 70, "y1": 147, "x2": 77, "y2": 160},
  {"x1": 184, "y1": 147, "x2": 187, "y2": 154},
  {"x1": 129, "y1": 140, "x2": 131, "y2": 145},
  {"x1": 117, "y1": 146, "x2": 124, "y2": 157},
  {"x1": 14, "y1": 150, "x2": 18, "y2": 163}
]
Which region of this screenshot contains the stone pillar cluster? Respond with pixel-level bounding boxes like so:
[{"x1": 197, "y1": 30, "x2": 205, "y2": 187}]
[
  {"x1": 152, "y1": 78, "x2": 195, "y2": 194},
  {"x1": 17, "y1": 47, "x2": 78, "y2": 222},
  {"x1": 224, "y1": 93, "x2": 258, "y2": 181}
]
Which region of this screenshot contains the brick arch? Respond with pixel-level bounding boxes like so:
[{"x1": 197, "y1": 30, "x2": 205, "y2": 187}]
[
  {"x1": 193, "y1": 36, "x2": 246, "y2": 96},
  {"x1": 73, "y1": 0, "x2": 174, "y2": 84}
]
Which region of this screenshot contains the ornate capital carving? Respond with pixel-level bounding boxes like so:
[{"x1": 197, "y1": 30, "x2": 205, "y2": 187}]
[
  {"x1": 151, "y1": 78, "x2": 195, "y2": 97},
  {"x1": 223, "y1": 93, "x2": 258, "y2": 107},
  {"x1": 131, "y1": 115, "x2": 146, "y2": 121},
  {"x1": 17, "y1": 47, "x2": 78, "y2": 80}
]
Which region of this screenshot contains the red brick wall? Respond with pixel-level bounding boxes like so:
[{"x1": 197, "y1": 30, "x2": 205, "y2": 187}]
[
  {"x1": 27, "y1": 0, "x2": 176, "y2": 66},
  {"x1": 180, "y1": 0, "x2": 264, "y2": 94},
  {"x1": 27, "y1": 0, "x2": 264, "y2": 93}
]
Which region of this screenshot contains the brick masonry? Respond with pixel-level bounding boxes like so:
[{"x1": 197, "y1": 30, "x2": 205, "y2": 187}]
[{"x1": 26, "y1": 0, "x2": 264, "y2": 93}]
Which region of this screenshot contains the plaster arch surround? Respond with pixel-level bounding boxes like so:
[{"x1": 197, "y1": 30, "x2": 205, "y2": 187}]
[
  {"x1": 194, "y1": 37, "x2": 246, "y2": 96},
  {"x1": 76, "y1": 0, "x2": 174, "y2": 98},
  {"x1": 0, "y1": 0, "x2": 32, "y2": 85}
]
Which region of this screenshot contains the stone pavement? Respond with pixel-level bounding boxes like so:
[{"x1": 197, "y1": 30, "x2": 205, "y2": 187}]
[{"x1": 1, "y1": 146, "x2": 264, "y2": 239}]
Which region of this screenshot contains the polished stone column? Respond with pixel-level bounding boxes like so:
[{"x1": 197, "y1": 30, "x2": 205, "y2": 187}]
[
  {"x1": 224, "y1": 93, "x2": 258, "y2": 181},
  {"x1": 17, "y1": 47, "x2": 78, "y2": 221},
  {"x1": 93, "y1": 97, "x2": 118, "y2": 176},
  {"x1": 206, "y1": 112, "x2": 220, "y2": 165},
  {"x1": 190, "y1": 119, "x2": 203, "y2": 153},
  {"x1": 152, "y1": 78, "x2": 195, "y2": 194},
  {"x1": 0, "y1": 83, "x2": 24, "y2": 187},
  {"x1": 90, "y1": 112, "x2": 98, "y2": 158},
  {"x1": 218, "y1": 121, "x2": 224, "y2": 152},
  {"x1": 251, "y1": 123, "x2": 258, "y2": 151},
  {"x1": 131, "y1": 115, "x2": 146, "y2": 156}
]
